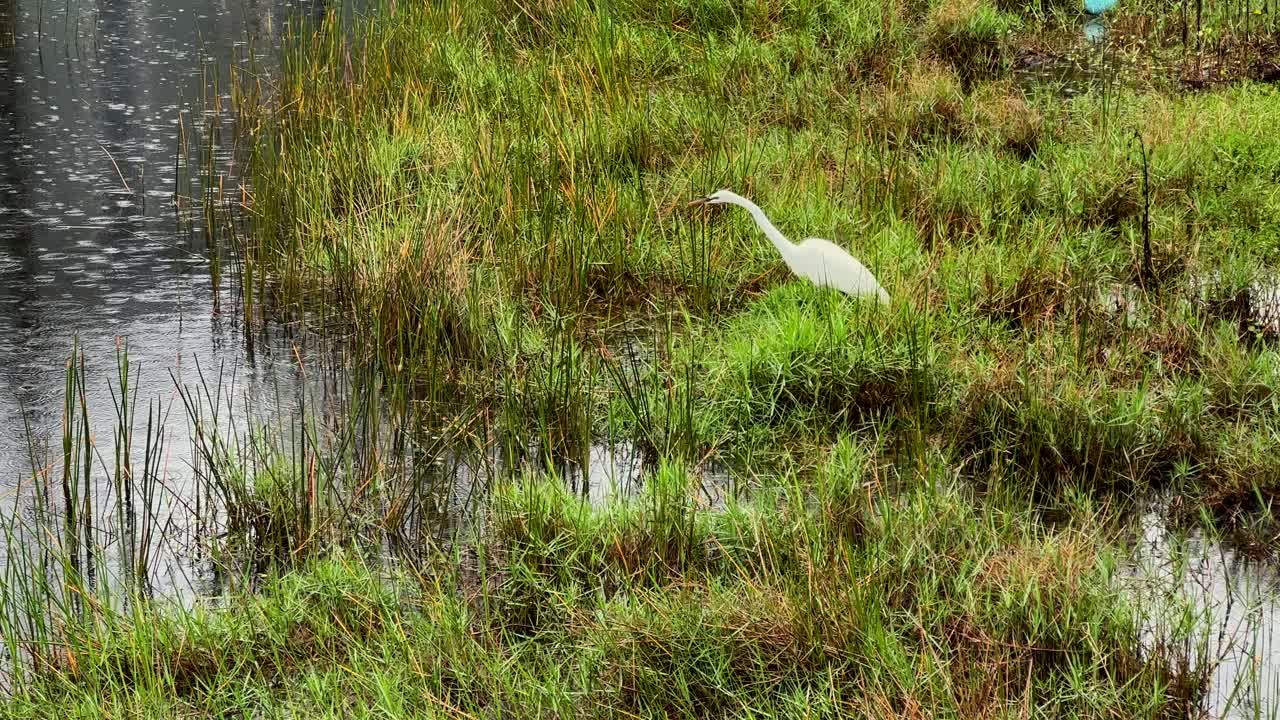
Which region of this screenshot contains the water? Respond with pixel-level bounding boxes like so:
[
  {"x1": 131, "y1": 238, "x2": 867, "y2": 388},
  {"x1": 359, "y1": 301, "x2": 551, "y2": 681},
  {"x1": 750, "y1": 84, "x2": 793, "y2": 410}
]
[
  {"x1": 1012, "y1": 14, "x2": 1138, "y2": 97},
  {"x1": 1013, "y1": 47, "x2": 1112, "y2": 99},
  {"x1": 0, "y1": 0, "x2": 334, "y2": 589},
  {"x1": 1127, "y1": 507, "x2": 1279, "y2": 719}
]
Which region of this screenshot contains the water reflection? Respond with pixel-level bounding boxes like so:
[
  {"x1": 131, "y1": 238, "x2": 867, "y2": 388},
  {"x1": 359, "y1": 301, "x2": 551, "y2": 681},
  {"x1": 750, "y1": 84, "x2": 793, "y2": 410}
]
[
  {"x1": 0, "y1": 0, "x2": 328, "y2": 591},
  {"x1": 0, "y1": 0, "x2": 314, "y2": 471},
  {"x1": 0, "y1": 0, "x2": 13, "y2": 50},
  {"x1": 1127, "y1": 506, "x2": 1279, "y2": 719},
  {"x1": 1012, "y1": 13, "x2": 1131, "y2": 98}
]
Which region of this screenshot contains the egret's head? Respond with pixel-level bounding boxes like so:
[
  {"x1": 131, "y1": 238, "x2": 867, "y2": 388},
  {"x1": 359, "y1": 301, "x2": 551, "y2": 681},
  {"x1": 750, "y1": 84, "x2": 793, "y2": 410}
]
[{"x1": 688, "y1": 189, "x2": 737, "y2": 207}]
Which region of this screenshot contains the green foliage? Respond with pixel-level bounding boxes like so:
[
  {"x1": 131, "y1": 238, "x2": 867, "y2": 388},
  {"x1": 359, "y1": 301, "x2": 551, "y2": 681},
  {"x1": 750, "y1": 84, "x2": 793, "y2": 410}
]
[{"x1": 2, "y1": 479, "x2": 1206, "y2": 718}]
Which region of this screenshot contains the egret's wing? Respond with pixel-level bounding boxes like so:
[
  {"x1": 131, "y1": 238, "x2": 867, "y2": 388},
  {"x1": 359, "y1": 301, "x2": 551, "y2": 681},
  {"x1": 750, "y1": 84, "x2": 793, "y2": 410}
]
[{"x1": 794, "y1": 237, "x2": 889, "y2": 302}]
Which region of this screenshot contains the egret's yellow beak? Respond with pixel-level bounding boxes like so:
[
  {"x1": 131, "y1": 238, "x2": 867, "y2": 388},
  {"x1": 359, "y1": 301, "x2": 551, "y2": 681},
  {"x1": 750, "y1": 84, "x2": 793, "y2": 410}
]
[{"x1": 687, "y1": 196, "x2": 710, "y2": 207}]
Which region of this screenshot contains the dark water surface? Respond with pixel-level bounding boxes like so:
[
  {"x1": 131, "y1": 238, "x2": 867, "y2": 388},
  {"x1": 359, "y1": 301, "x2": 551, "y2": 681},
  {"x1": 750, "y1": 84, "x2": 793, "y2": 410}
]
[
  {"x1": 0, "y1": 0, "x2": 337, "y2": 593},
  {"x1": 0, "y1": 0, "x2": 331, "y2": 475}
]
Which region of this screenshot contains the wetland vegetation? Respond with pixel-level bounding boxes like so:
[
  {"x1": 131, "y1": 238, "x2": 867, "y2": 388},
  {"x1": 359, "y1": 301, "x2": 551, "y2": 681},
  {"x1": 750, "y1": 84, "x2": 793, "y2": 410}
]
[{"x1": 3, "y1": 0, "x2": 1279, "y2": 717}]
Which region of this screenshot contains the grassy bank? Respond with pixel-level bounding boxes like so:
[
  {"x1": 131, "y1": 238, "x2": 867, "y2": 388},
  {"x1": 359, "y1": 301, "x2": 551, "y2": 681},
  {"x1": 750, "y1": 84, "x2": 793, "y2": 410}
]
[
  {"x1": 1, "y1": 463, "x2": 1208, "y2": 717},
  {"x1": 3, "y1": 0, "x2": 1279, "y2": 716},
  {"x1": 224, "y1": 0, "x2": 1280, "y2": 542}
]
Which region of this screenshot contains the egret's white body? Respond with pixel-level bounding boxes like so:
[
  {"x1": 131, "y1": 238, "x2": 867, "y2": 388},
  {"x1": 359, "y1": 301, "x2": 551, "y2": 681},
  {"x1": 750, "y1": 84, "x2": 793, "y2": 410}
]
[{"x1": 690, "y1": 189, "x2": 890, "y2": 304}]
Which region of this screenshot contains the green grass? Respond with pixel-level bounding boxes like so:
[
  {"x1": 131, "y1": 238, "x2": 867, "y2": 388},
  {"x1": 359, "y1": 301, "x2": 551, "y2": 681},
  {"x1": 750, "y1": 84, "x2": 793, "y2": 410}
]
[
  {"x1": 0, "y1": 465, "x2": 1209, "y2": 718},
  {"x1": 6, "y1": 0, "x2": 1280, "y2": 716},
  {"x1": 227, "y1": 2, "x2": 1280, "y2": 507}
]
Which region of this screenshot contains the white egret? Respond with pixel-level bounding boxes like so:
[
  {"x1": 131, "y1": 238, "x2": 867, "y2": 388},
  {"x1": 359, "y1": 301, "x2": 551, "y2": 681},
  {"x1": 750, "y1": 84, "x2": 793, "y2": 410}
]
[{"x1": 689, "y1": 189, "x2": 890, "y2": 304}]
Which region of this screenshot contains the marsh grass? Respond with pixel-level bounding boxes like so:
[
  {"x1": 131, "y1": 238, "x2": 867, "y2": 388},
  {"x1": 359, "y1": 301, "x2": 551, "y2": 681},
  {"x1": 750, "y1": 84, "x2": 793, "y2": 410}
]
[
  {"x1": 5, "y1": 0, "x2": 1280, "y2": 715},
  {"x1": 0, "y1": 444, "x2": 1217, "y2": 718},
  {"x1": 185, "y1": 0, "x2": 1280, "y2": 561},
  {"x1": 4, "y1": 338, "x2": 1272, "y2": 716}
]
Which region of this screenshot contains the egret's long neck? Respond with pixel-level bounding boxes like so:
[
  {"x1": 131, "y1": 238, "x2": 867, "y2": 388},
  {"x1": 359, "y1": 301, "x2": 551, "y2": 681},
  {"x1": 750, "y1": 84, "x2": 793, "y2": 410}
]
[{"x1": 727, "y1": 195, "x2": 794, "y2": 259}]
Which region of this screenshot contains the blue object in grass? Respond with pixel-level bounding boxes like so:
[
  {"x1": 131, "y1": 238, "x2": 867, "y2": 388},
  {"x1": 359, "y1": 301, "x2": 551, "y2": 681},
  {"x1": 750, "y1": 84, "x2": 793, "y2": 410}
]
[
  {"x1": 1084, "y1": 16, "x2": 1106, "y2": 42},
  {"x1": 1084, "y1": 0, "x2": 1118, "y2": 14}
]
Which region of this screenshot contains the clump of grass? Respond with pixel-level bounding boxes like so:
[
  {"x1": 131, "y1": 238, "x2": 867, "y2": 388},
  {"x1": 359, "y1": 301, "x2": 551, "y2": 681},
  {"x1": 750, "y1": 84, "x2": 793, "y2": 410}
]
[
  {"x1": 971, "y1": 80, "x2": 1045, "y2": 158},
  {"x1": 868, "y1": 63, "x2": 970, "y2": 150},
  {"x1": 0, "y1": 555, "x2": 486, "y2": 718},
  {"x1": 814, "y1": 434, "x2": 873, "y2": 546},
  {"x1": 992, "y1": 0, "x2": 1077, "y2": 15},
  {"x1": 585, "y1": 583, "x2": 825, "y2": 717},
  {"x1": 514, "y1": 314, "x2": 598, "y2": 465},
  {"x1": 488, "y1": 460, "x2": 716, "y2": 631},
  {"x1": 925, "y1": 0, "x2": 1018, "y2": 87},
  {"x1": 953, "y1": 362, "x2": 1176, "y2": 502},
  {"x1": 602, "y1": 329, "x2": 701, "y2": 462},
  {"x1": 1183, "y1": 428, "x2": 1280, "y2": 559},
  {"x1": 978, "y1": 253, "x2": 1072, "y2": 329},
  {"x1": 559, "y1": 469, "x2": 1202, "y2": 717},
  {"x1": 1087, "y1": 170, "x2": 1145, "y2": 231},
  {"x1": 1195, "y1": 320, "x2": 1279, "y2": 416},
  {"x1": 693, "y1": 285, "x2": 939, "y2": 447}
]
